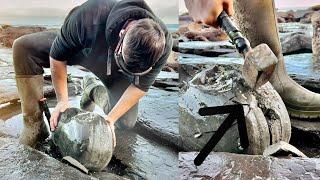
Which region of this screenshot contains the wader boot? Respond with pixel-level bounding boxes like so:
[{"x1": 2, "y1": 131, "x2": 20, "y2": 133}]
[
  {"x1": 16, "y1": 75, "x2": 49, "y2": 147},
  {"x1": 80, "y1": 76, "x2": 111, "y2": 114},
  {"x1": 234, "y1": 0, "x2": 320, "y2": 119},
  {"x1": 80, "y1": 75, "x2": 137, "y2": 129}
]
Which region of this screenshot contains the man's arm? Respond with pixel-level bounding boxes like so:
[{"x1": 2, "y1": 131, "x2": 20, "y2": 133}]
[
  {"x1": 49, "y1": 57, "x2": 70, "y2": 131},
  {"x1": 105, "y1": 84, "x2": 145, "y2": 147},
  {"x1": 106, "y1": 84, "x2": 146, "y2": 125}
]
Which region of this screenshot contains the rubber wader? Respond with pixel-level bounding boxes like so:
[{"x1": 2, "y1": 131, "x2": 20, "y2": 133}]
[
  {"x1": 234, "y1": 0, "x2": 320, "y2": 119},
  {"x1": 80, "y1": 76, "x2": 111, "y2": 114},
  {"x1": 16, "y1": 75, "x2": 49, "y2": 147}
]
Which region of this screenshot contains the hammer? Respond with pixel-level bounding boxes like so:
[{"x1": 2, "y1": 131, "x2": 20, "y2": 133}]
[{"x1": 218, "y1": 11, "x2": 278, "y2": 89}]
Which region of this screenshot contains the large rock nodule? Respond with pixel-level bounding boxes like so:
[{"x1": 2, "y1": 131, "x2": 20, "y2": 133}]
[
  {"x1": 179, "y1": 64, "x2": 291, "y2": 154},
  {"x1": 52, "y1": 108, "x2": 113, "y2": 172},
  {"x1": 0, "y1": 25, "x2": 48, "y2": 48}
]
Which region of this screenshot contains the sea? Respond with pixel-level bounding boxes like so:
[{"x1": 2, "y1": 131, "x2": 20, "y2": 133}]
[{"x1": 0, "y1": 16, "x2": 179, "y2": 31}]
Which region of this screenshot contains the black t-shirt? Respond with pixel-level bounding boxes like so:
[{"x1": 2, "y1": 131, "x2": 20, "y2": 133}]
[{"x1": 50, "y1": 0, "x2": 172, "y2": 92}]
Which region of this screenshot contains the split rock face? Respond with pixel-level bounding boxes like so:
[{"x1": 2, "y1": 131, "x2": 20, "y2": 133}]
[
  {"x1": 52, "y1": 108, "x2": 113, "y2": 171},
  {"x1": 179, "y1": 64, "x2": 291, "y2": 154}
]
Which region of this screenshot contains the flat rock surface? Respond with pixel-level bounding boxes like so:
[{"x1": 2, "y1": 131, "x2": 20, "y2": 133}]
[
  {"x1": 178, "y1": 41, "x2": 236, "y2": 57},
  {"x1": 281, "y1": 32, "x2": 312, "y2": 55},
  {"x1": 114, "y1": 130, "x2": 178, "y2": 180},
  {"x1": 0, "y1": 137, "x2": 96, "y2": 180},
  {"x1": 137, "y1": 88, "x2": 180, "y2": 149},
  {"x1": 179, "y1": 152, "x2": 320, "y2": 180}
]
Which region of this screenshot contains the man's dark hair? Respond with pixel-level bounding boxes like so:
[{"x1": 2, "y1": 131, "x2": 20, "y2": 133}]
[{"x1": 123, "y1": 18, "x2": 166, "y2": 73}]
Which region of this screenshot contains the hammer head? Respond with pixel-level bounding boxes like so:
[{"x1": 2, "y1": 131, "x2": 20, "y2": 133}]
[{"x1": 242, "y1": 44, "x2": 278, "y2": 89}]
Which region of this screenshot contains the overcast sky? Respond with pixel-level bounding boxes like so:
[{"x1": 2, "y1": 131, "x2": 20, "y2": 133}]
[
  {"x1": 0, "y1": 0, "x2": 318, "y2": 23},
  {"x1": 0, "y1": 0, "x2": 178, "y2": 24}
]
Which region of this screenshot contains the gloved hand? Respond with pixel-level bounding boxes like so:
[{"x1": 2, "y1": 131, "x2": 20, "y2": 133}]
[{"x1": 184, "y1": 0, "x2": 234, "y2": 27}]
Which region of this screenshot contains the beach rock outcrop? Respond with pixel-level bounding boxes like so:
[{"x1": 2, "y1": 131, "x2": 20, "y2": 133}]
[
  {"x1": 178, "y1": 41, "x2": 236, "y2": 57},
  {"x1": 0, "y1": 137, "x2": 97, "y2": 179},
  {"x1": 179, "y1": 152, "x2": 320, "y2": 179},
  {"x1": 176, "y1": 22, "x2": 228, "y2": 43},
  {"x1": 277, "y1": 9, "x2": 314, "y2": 23},
  {"x1": 0, "y1": 25, "x2": 47, "y2": 47},
  {"x1": 281, "y1": 32, "x2": 312, "y2": 55}
]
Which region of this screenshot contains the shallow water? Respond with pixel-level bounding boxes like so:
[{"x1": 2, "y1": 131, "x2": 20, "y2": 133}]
[
  {"x1": 0, "y1": 48, "x2": 13, "y2": 63},
  {"x1": 278, "y1": 23, "x2": 313, "y2": 38},
  {"x1": 180, "y1": 53, "x2": 320, "y2": 78}
]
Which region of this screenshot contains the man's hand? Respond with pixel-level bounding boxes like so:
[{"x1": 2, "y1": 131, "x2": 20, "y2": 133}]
[
  {"x1": 50, "y1": 57, "x2": 69, "y2": 131},
  {"x1": 105, "y1": 118, "x2": 116, "y2": 149},
  {"x1": 50, "y1": 101, "x2": 69, "y2": 131},
  {"x1": 103, "y1": 84, "x2": 146, "y2": 149},
  {"x1": 185, "y1": 0, "x2": 234, "y2": 27}
]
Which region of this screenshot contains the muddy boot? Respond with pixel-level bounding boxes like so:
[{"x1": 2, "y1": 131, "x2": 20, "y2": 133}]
[
  {"x1": 80, "y1": 76, "x2": 110, "y2": 114},
  {"x1": 234, "y1": 0, "x2": 320, "y2": 119},
  {"x1": 16, "y1": 75, "x2": 49, "y2": 147}
]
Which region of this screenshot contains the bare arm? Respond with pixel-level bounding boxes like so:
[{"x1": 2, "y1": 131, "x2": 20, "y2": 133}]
[
  {"x1": 106, "y1": 84, "x2": 146, "y2": 125},
  {"x1": 49, "y1": 57, "x2": 70, "y2": 131},
  {"x1": 105, "y1": 84, "x2": 145, "y2": 148}
]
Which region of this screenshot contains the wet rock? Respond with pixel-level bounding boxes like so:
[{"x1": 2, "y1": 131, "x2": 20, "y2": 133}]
[
  {"x1": 312, "y1": 11, "x2": 320, "y2": 62},
  {"x1": 290, "y1": 119, "x2": 320, "y2": 158},
  {"x1": 177, "y1": 23, "x2": 228, "y2": 42},
  {"x1": 290, "y1": 119, "x2": 320, "y2": 146},
  {"x1": 277, "y1": 9, "x2": 313, "y2": 23},
  {"x1": 0, "y1": 137, "x2": 97, "y2": 179},
  {"x1": 113, "y1": 130, "x2": 178, "y2": 179},
  {"x1": 0, "y1": 25, "x2": 47, "y2": 47},
  {"x1": 136, "y1": 88, "x2": 180, "y2": 150},
  {"x1": 164, "y1": 51, "x2": 179, "y2": 71},
  {"x1": 308, "y1": 4, "x2": 320, "y2": 11},
  {"x1": 290, "y1": 74, "x2": 320, "y2": 93},
  {"x1": 52, "y1": 108, "x2": 113, "y2": 172},
  {"x1": 281, "y1": 32, "x2": 312, "y2": 55},
  {"x1": 179, "y1": 152, "x2": 320, "y2": 179},
  {"x1": 0, "y1": 58, "x2": 8, "y2": 66},
  {"x1": 0, "y1": 63, "x2": 15, "y2": 80},
  {"x1": 218, "y1": 52, "x2": 241, "y2": 58},
  {"x1": 0, "y1": 77, "x2": 82, "y2": 105},
  {"x1": 93, "y1": 172, "x2": 130, "y2": 180},
  {"x1": 263, "y1": 141, "x2": 307, "y2": 158},
  {"x1": 0, "y1": 79, "x2": 19, "y2": 104},
  {"x1": 277, "y1": 10, "x2": 296, "y2": 23},
  {"x1": 277, "y1": 16, "x2": 286, "y2": 23},
  {"x1": 179, "y1": 64, "x2": 291, "y2": 154},
  {"x1": 178, "y1": 41, "x2": 236, "y2": 57},
  {"x1": 153, "y1": 71, "x2": 179, "y2": 89}
]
